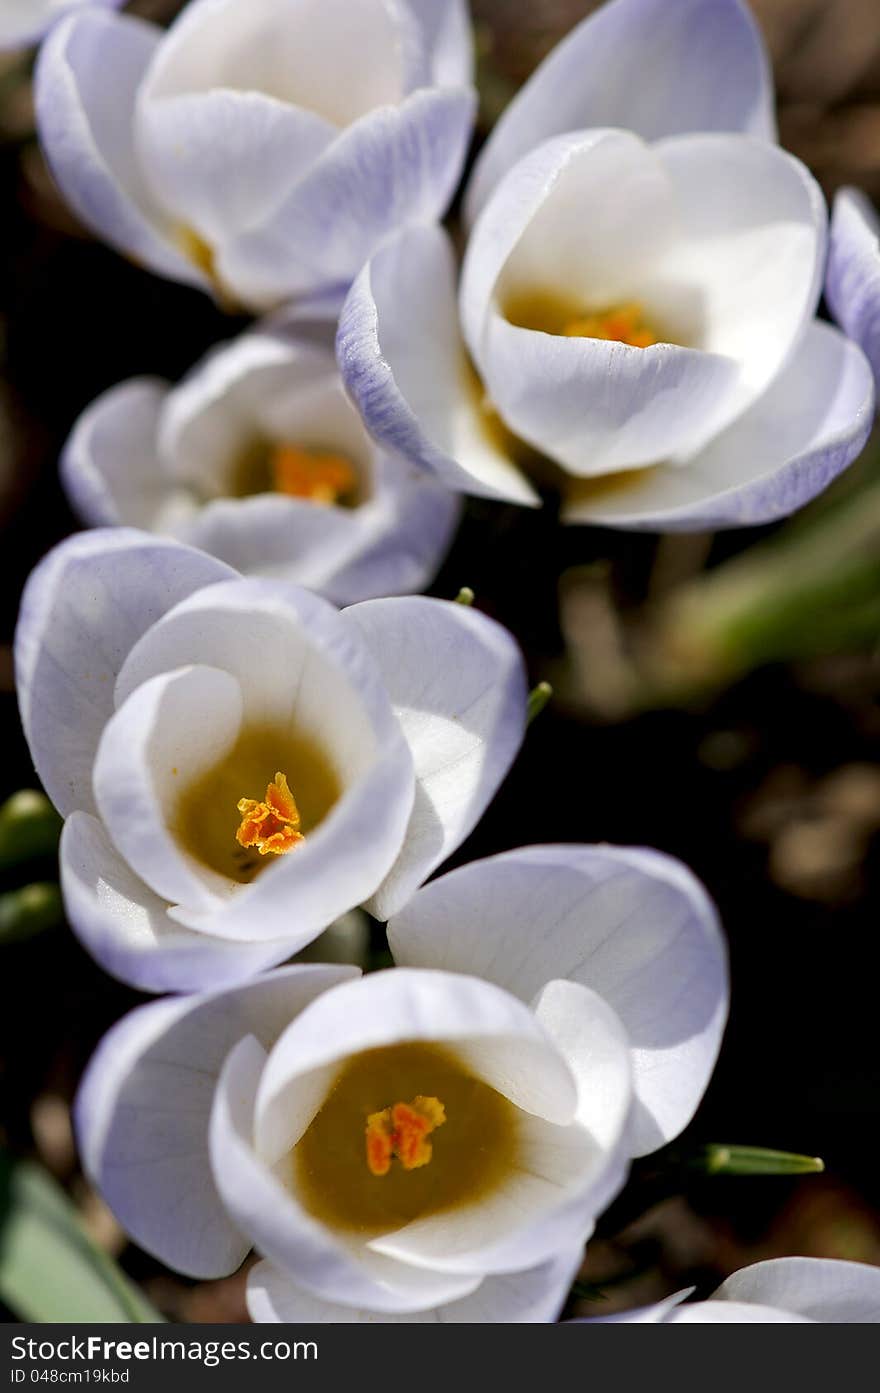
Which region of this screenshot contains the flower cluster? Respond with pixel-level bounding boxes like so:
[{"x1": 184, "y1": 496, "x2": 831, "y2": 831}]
[{"x1": 10, "y1": 0, "x2": 880, "y2": 1326}]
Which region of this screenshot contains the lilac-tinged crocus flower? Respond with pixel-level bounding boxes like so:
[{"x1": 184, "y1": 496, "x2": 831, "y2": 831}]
[
  {"x1": 338, "y1": 0, "x2": 875, "y2": 531},
  {"x1": 61, "y1": 325, "x2": 459, "y2": 606},
  {"x1": 579, "y1": 1258, "x2": 880, "y2": 1323},
  {"x1": 35, "y1": 0, "x2": 475, "y2": 311},
  {"x1": 827, "y1": 188, "x2": 880, "y2": 396},
  {"x1": 75, "y1": 844, "x2": 727, "y2": 1321},
  {"x1": 15, "y1": 529, "x2": 525, "y2": 991}
]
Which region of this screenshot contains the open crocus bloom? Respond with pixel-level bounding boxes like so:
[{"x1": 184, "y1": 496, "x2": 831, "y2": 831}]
[
  {"x1": 35, "y1": 0, "x2": 475, "y2": 312},
  {"x1": 61, "y1": 325, "x2": 459, "y2": 606},
  {"x1": 339, "y1": 0, "x2": 875, "y2": 532},
  {"x1": 581, "y1": 1258, "x2": 880, "y2": 1323},
  {"x1": 15, "y1": 528, "x2": 526, "y2": 992},
  {"x1": 76, "y1": 840, "x2": 727, "y2": 1322},
  {"x1": 0, "y1": 0, "x2": 120, "y2": 51},
  {"x1": 827, "y1": 188, "x2": 880, "y2": 395}
]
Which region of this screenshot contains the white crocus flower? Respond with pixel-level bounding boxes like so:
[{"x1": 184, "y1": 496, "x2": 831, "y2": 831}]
[
  {"x1": 75, "y1": 842, "x2": 727, "y2": 1322},
  {"x1": 0, "y1": 0, "x2": 120, "y2": 51},
  {"x1": 827, "y1": 188, "x2": 880, "y2": 394},
  {"x1": 34, "y1": 0, "x2": 475, "y2": 312},
  {"x1": 338, "y1": 0, "x2": 875, "y2": 531},
  {"x1": 61, "y1": 324, "x2": 459, "y2": 606},
  {"x1": 579, "y1": 1258, "x2": 880, "y2": 1323},
  {"x1": 15, "y1": 528, "x2": 526, "y2": 992}
]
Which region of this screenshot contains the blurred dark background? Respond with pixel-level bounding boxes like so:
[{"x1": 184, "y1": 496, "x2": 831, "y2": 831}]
[{"x1": 2, "y1": 0, "x2": 880, "y2": 1320}]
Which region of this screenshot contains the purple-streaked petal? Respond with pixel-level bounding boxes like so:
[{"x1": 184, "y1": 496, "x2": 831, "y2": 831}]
[
  {"x1": 35, "y1": 11, "x2": 208, "y2": 289},
  {"x1": 465, "y1": 0, "x2": 775, "y2": 222},
  {"x1": 827, "y1": 187, "x2": 880, "y2": 392},
  {"x1": 342, "y1": 597, "x2": 527, "y2": 920},
  {"x1": 564, "y1": 320, "x2": 875, "y2": 531},
  {"x1": 217, "y1": 87, "x2": 476, "y2": 310},
  {"x1": 14, "y1": 529, "x2": 235, "y2": 819},
  {"x1": 389, "y1": 844, "x2": 728, "y2": 1156},
  {"x1": 74, "y1": 964, "x2": 356, "y2": 1277},
  {"x1": 338, "y1": 223, "x2": 539, "y2": 505}
]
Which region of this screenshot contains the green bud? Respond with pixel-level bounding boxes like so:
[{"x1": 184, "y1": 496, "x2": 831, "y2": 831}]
[
  {"x1": 0, "y1": 791, "x2": 62, "y2": 872},
  {"x1": 693, "y1": 1144, "x2": 825, "y2": 1176}
]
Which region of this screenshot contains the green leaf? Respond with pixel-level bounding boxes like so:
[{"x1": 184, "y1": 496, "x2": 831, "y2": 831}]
[
  {"x1": 693, "y1": 1144, "x2": 825, "y2": 1177},
  {"x1": 0, "y1": 1153, "x2": 165, "y2": 1323}
]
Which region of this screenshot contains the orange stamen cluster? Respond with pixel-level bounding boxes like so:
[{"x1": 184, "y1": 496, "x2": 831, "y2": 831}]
[
  {"x1": 270, "y1": 444, "x2": 357, "y2": 504},
  {"x1": 235, "y1": 771, "x2": 304, "y2": 857},
  {"x1": 564, "y1": 301, "x2": 659, "y2": 348},
  {"x1": 365, "y1": 1096, "x2": 447, "y2": 1176}
]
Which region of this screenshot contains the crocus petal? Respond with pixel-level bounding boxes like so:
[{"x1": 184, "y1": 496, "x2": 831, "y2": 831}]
[
  {"x1": 827, "y1": 187, "x2": 880, "y2": 391},
  {"x1": 714, "y1": 1258, "x2": 880, "y2": 1323},
  {"x1": 211, "y1": 1034, "x2": 483, "y2": 1314},
  {"x1": 342, "y1": 597, "x2": 527, "y2": 921},
  {"x1": 61, "y1": 377, "x2": 174, "y2": 530},
  {"x1": 563, "y1": 321, "x2": 874, "y2": 531},
  {"x1": 61, "y1": 812, "x2": 293, "y2": 994},
  {"x1": 217, "y1": 87, "x2": 476, "y2": 310},
  {"x1": 35, "y1": 12, "x2": 208, "y2": 289},
  {"x1": 337, "y1": 223, "x2": 539, "y2": 505},
  {"x1": 14, "y1": 529, "x2": 234, "y2": 819},
  {"x1": 92, "y1": 664, "x2": 245, "y2": 910},
  {"x1": 75, "y1": 964, "x2": 357, "y2": 1278},
  {"x1": 465, "y1": 0, "x2": 775, "y2": 223},
  {"x1": 135, "y1": 91, "x2": 336, "y2": 251},
  {"x1": 574, "y1": 1291, "x2": 693, "y2": 1323},
  {"x1": 247, "y1": 1244, "x2": 584, "y2": 1323},
  {"x1": 138, "y1": 0, "x2": 426, "y2": 128},
  {"x1": 403, "y1": 0, "x2": 473, "y2": 88},
  {"x1": 389, "y1": 845, "x2": 727, "y2": 1157},
  {"x1": 667, "y1": 1302, "x2": 811, "y2": 1323},
  {"x1": 0, "y1": 0, "x2": 123, "y2": 53},
  {"x1": 113, "y1": 579, "x2": 415, "y2": 945}
]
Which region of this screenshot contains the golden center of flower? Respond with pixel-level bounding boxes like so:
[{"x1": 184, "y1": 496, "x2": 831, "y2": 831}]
[
  {"x1": 563, "y1": 301, "x2": 659, "y2": 348},
  {"x1": 365, "y1": 1096, "x2": 447, "y2": 1176},
  {"x1": 270, "y1": 444, "x2": 358, "y2": 504},
  {"x1": 235, "y1": 771, "x2": 304, "y2": 857}
]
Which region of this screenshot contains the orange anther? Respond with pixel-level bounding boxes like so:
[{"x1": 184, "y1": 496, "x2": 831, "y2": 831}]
[
  {"x1": 270, "y1": 444, "x2": 357, "y2": 504},
  {"x1": 235, "y1": 771, "x2": 304, "y2": 857},
  {"x1": 365, "y1": 1095, "x2": 446, "y2": 1176}
]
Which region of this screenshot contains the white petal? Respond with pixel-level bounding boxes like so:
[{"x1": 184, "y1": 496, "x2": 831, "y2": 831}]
[
  {"x1": 93, "y1": 664, "x2": 244, "y2": 910},
  {"x1": 217, "y1": 88, "x2": 475, "y2": 310},
  {"x1": 714, "y1": 1258, "x2": 880, "y2": 1323},
  {"x1": 75, "y1": 964, "x2": 356, "y2": 1277},
  {"x1": 827, "y1": 187, "x2": 880, "y2": 391},
  {"x1": 140, "y1": 0, "x2": 425, "y2": 129},
  {"x1": 35, "y1": 12, "x2": 207, "y2": 289},
  {"x1": 337, "y1": 224, "x2": 539, "y2": 505},
  {"x1": 651, "y1": 134, "x2": 827, "y2": 420},
  {"x1": 574, "y1": 1290, "x2": 693, "y2": 1323},
  {"x1": 342, "y1": 596, "x2": 527, "y2": 920},
  {"x1": 61, "y1": 812, "x2": 293, "y2": 994},
  {"x1": 114, "y1": 579, "x2": 415, "y2": 945},
  {"x1": 402, "y1": 0, "x2": 473, "y2": 88},
  {"x1": 465, "y1": 0, "x2": 775, "y2": 222},
  {"x1": 667, "y1": 1302, "x2": 811, "y2": 1323},
  {"x1": 210, "y1": 1034, "x2": 482, "y2": 1313},
  {"x1": 14, "y1": 529, "x2": 234, "y2": 819},
  {"x1": 136, "y1": 91, "x2": 335, "y2": 250},
  {"x1": 61, "y1": 377, "x2": 171, "y2": 530},
  {"x1": 389, "y1": 845, "x2": 727, "y2": 1156},
  {"x1": 564, "y1": 321, "x2": 875, "y2": 531},
  {"x1": 247, "y1": 1245, "x2": 584, "y2": 1323}
]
